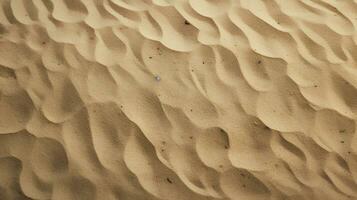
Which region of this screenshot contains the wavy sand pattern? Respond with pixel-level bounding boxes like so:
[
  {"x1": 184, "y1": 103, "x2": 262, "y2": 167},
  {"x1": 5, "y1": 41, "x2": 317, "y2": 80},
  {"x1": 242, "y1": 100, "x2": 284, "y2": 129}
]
[{"x1": 1, "y1": 0, "x2": 357, "y2": 199}]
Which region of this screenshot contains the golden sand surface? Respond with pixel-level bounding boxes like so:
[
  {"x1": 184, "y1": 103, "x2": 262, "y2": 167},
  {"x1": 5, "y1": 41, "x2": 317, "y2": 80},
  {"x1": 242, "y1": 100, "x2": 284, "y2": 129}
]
[{"x1": 1, "y1": 0, "x2": 357, "y2": 199}]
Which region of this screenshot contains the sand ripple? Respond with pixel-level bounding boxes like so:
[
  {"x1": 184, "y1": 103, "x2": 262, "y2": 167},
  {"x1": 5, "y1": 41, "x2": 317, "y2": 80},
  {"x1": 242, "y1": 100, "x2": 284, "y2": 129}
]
[{"x1": 0, "y1": 0, "x2": 357, "y2": 199}]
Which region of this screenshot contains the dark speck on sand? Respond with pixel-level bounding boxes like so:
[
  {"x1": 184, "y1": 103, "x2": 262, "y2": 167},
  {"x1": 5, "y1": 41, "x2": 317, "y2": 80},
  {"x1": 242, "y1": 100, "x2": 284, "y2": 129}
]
[{"x1": 166, "y1": 178, "x2": 172, "y2": 184}]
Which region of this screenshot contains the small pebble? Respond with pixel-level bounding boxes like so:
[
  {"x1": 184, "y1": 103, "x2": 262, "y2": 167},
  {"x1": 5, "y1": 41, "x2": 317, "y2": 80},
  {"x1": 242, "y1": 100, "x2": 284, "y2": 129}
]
[{"x1": 155, "y1": 75, "x2": 161, "y2": 81}]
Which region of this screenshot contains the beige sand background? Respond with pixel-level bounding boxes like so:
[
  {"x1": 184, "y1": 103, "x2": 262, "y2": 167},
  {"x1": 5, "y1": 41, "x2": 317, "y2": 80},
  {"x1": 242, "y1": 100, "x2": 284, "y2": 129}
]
[{"x1": 1, "y1": 0, "x2": 357, "y2": 199}]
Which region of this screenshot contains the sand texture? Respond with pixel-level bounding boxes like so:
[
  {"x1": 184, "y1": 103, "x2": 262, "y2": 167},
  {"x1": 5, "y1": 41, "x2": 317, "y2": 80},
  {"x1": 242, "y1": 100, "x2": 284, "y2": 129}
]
[{"x1": 1, "y1": 0, "x2": 357, "y2": 199}]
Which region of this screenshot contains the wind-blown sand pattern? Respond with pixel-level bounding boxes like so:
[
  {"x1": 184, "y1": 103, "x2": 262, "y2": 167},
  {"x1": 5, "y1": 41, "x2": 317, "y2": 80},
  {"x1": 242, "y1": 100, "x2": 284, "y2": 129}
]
[{"x1": 1, "y1": 0, "x2": 357, "y2": 199}]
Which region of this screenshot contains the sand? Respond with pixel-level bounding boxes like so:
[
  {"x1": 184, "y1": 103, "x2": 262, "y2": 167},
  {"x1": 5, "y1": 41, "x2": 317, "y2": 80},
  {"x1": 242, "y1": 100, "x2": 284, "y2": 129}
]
[{"x1": 0, "y1": 0, "x2": 357, "y2": 199}]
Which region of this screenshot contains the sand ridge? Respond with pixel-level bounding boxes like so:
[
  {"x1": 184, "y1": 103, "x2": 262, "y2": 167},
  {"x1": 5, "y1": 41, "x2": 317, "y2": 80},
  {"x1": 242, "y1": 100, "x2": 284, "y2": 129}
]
[{"x1": 0, "y1": 0, "x2": 357, "y2": 199}]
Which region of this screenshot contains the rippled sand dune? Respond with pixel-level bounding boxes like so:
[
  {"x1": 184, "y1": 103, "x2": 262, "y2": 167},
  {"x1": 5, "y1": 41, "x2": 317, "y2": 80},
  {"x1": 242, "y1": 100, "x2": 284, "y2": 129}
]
[{"x1": 1, "y1": 0, "x2": 357, "y2": 199}]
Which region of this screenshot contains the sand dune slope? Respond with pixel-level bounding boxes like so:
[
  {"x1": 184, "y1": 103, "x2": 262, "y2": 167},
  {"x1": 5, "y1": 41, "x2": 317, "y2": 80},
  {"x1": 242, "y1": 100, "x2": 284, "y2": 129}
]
[{"x1": 1, "y1": 0, "x2": 357, "y2": 199}]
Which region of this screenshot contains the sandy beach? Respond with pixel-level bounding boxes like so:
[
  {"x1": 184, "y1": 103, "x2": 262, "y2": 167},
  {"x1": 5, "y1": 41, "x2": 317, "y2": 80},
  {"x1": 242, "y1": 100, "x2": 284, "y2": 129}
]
[{"x1": 1, "y1": 0, "x2": 357, "y2": 199}]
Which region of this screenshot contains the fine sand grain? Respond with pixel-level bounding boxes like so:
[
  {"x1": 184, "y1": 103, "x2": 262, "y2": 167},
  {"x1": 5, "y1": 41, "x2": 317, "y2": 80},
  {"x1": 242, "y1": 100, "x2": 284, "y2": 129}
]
[{"x1": 1, "y1": 0, "x2": 357, "y2": 200}]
